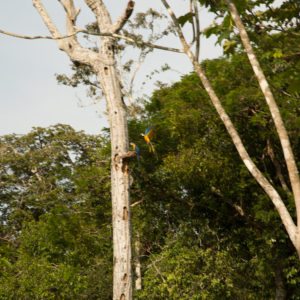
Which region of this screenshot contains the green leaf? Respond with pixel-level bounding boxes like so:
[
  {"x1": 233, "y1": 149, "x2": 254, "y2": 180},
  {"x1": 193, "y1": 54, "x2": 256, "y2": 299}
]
[
  {"x1": 273, "y1": 48, "x2": 283, "y2": 58},
  {"x1": 178, "y1": 12, "x2": 195, "y2": 27}
]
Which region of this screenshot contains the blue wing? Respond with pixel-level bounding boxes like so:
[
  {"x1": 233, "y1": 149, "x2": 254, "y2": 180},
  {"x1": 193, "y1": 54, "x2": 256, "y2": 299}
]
[
  {"x1": 145, "y1": 127, "x2": 154, "y2": 139},
  {"x1": 131, "y1": 142, "x2": 140, "y2": 160},
  {"x1": 135, "y1": 144, "x2": 141, "y2": 160}
]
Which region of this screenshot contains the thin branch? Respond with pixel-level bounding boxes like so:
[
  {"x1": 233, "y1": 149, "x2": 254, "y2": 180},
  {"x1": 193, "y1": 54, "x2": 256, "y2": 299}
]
[
  {"x1": 0, "y1": 28, "x2": 78, "y2": 40},
  {"x1": 193, "y1": 0, "x2": 200, "y2": 61},
  {"x1": 0, "y1": 27, "x2": 183, "y2": 53},
  {"x1": 161, "y1": 0, "x2": 188, "y2": 49},
  {"x1": 131, "y1": 199, "x2": 144, "y2": 207},
  {"x1": 149, "y1": 257, "x2": 166, "y2": 283},
  {"x1": 190, "y1": 0, "x2": 196, "y2": 44},
  {"x1": 32, "y1": 0, "x2": 63, "y2": 46},
  {"x1": 112, "y1": 32, "x2": 183, "y2": 53},
  {"x1": 112, "y1": 0, "x2": 135, "y2": 33},
  {"x1": 129, "y1": 51, "x2": 148, "y2": 97},
  {"x1": 118, "y1": 48, "x2": 148, "y2": 105}
]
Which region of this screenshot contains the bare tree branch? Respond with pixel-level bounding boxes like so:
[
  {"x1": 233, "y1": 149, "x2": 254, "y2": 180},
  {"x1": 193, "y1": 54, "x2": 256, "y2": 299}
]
[
  {"x1": 112, "y1": 0, "x2": 135, "y2": 33},
  {"x1": 32, "y1": 0, "x2": 98, "y2": 66},
  {"x1": 112, "y1": 32, "x2": 183, "y2": 53},
  {"x1": 58, "y1": 0, "x2": 80, "y2": 45},
  {"x1": 190, "y1": 0, "x2": 196, "y2": 44},
  {"x1": 58, "y1": 0, "x2": 80, "y2": 28},
  {"x1": 130, "y1": 199, "x2": 144, "y2": 207},
  {"x1": 84, "y1": 0, "x2": 112, "y2": 32},
  {"x1": 0, "y1": 27, "x2": 183, "y2": 53},
  {"x1": 0, "y1": 28, "x2": 79, "y2": 40},
  {"x1": 4, "y1": 0, "x2": 183, "y2": 54},
  {"x1": 161, "y1": 0, "x2": 188, "y2": 49},
  {"x1": 32, "y1": 0, "x2": 63, "y2": 43},
  {"x1": 57, "y1": 0, "x2": 98, "y2": 63},
  {"x1": 193, "y1": 0, "x2": 200, "y2": 61}
]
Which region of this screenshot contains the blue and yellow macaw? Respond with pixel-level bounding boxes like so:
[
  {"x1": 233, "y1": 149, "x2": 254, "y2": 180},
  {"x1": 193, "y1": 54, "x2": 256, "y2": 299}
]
[
  {"x1": 141, "y1": 127, "x2": 155, "y2": 153},
  {"x1": 130, "y1": 142, "x2": 140, "y2": 161}
]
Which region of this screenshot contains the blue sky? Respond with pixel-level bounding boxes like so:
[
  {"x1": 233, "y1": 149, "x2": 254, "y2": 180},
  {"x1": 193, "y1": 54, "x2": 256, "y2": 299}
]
[{"x1": 0, "y1": 0, "x2": 222, "y2": 135}]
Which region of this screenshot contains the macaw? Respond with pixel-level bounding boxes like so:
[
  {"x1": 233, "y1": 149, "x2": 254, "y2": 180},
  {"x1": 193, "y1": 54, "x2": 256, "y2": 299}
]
[
  {"x1": 141, "y1": 127, "x2": 155, "y2": 153},
  {"x1": 130, "y1": 142, "x2": 140, "y2": 161}
]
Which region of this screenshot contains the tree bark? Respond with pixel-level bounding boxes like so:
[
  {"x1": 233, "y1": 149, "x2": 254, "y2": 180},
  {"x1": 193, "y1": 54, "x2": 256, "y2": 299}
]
[{"x1": 95, "y1": 37, "x2": 132, "y2": 300}]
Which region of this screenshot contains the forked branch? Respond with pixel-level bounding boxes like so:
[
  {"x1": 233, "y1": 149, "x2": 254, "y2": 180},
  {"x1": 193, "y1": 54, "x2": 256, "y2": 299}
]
[
  {"x1": 84, "y1": 0, "x2": 112, "y2": 32},
  {"x1": 160, "y1": 0, "x2": 298, "y2": 246},
  {"x1": 225, "y1": 0, "x2": 300, "y2": 225},
  {"x1": 32, "y1": 0, "x2": 98, "y2": 65},
  {"x1": 32, "y1": 0, "x2": 62, "y2": 41}
]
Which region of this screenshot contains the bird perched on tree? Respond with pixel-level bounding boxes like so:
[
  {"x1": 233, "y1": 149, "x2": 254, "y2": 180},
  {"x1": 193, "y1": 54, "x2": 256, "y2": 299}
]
[
  {"x1": 130, "y1": 142, "x2": 140, "y2": 161},
  {"x1": 141, "y1": 127, "x2": 155, "y2": 153}
]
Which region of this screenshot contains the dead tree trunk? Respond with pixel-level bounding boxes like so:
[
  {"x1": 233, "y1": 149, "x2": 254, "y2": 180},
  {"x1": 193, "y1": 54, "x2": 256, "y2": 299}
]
[
  {"x1": 32, "y1": 0, "x2": 135, "y2": 299},
  {"x1": 95, "y1": 37, "x2": 132, "y2": 299}
]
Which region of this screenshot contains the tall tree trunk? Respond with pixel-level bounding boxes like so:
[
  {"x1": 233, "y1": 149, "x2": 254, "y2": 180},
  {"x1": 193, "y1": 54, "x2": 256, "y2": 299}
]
[
  {"x1": 32, "y1": 1, "x2": 135, "y2": 298},
  {"x1": 96, "y1": 37, "x2": 132, "y2": 300}
]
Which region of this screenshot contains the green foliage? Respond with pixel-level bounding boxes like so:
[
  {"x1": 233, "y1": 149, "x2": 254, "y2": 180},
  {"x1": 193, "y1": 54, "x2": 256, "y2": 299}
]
[
  {"x1": 137, "y1": 236, "x2": 237, "y2": 299},
  {"x1": 0, "y1": 125, "x2": 112, "y2": 299},
  {"x1": 178, "y1": 12, "x2": 195, "y2": 27},
  {"x1": 135, "y1": 221, "x2": 282, "y2": 299},
  {"x1": 201, "y1": 0, "x2": 300, "y2": 57},
  {"x1": 0, "y1": 207, "x2": 112, "y2": 299},
  {"x1": 129, "y1": 37, "x2": 300, "y2": 297}
]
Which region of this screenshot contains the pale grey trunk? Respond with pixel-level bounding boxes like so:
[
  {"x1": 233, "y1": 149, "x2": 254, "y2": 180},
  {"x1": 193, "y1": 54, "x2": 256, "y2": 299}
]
[{"x1": 96, "y1": 37, "x2": 132, "y2": 300}]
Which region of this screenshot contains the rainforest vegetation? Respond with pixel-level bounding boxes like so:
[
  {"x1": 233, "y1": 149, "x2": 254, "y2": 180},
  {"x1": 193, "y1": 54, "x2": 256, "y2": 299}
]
[{"x1": 1, "y1": 0, "x2": 300, "y2": 298}]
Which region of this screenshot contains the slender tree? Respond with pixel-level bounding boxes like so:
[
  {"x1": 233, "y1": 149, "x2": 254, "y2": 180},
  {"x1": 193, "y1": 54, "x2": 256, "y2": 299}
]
[
  {"x1": 31, "y1": 1, "x2": 135, "y2": 298},
  {"x1": 225, "y1": 0, "x2": 300, "y2": 250},
  {"x1": 160, "y1": 0, "x2": 300, "y2": 257}
]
